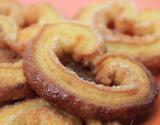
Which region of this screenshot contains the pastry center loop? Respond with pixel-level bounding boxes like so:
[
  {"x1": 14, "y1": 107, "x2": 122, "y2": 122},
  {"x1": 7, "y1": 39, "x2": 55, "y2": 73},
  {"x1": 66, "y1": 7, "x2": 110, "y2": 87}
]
[
  {"x1": 0, "y1": 48, "x2": 20, "y2": 63},
  {"x1": 59, "y1": 54, "x2": 125, "y2": 87},
  {"x1": 60, "y1": 54, "x2": 96, "y2": 82},
  {"x1": 93, "y1": 7, "x2": 157, "y2": 37},
  {"x1": 106, "y1": 19, "x2": 136, "y2": 36}
]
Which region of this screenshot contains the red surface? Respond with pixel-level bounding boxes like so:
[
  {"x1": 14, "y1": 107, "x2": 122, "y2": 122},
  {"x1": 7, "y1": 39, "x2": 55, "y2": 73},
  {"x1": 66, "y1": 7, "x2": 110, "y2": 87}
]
[{"x1": 19, "y1": 0, "x2": 160, "y2": 124}]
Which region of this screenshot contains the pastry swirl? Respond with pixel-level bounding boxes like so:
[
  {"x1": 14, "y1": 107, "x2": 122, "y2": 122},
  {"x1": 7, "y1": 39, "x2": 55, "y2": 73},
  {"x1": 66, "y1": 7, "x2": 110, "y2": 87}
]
[
  {"x1": 0, "y1": 15, "x2": 32, "y2": 102},
  {"x1": 23, "y1": 23, "x2": 158, "y2": 121},
  {"x1": 7, "y1": 4, "x2": 63, "y2": 57},
  {"x1": 0, "y1": 0, "x2": 25, "y2": 26},
  {"x1": 76, "y1": 0, "x2": 160, "y2": 70},
  {"x1": 0, "y1": 98, "x2": 81, "y2": 125},
  {"x1": 0, "y1": 60, "x2": 32, "y2": 102}
]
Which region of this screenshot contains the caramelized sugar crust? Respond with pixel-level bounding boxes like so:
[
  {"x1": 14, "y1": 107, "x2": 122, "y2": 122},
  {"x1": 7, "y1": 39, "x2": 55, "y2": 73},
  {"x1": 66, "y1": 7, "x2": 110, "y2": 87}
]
[{"x1": 23, "y1": 23, "x2": 158, "y2": 121}]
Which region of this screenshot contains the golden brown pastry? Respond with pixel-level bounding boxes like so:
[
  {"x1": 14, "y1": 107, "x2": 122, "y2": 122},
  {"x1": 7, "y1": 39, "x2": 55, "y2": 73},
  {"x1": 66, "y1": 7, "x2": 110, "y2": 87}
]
[
  {"x1": 0, "y1": 15, "x2": 17, "y2": 48},
  {"x1": 0, "y1": 60, "x2": 32, "y2": 102},
  {"x1": 76, "y1": 0, "x2": 160, "y2": 70},
  {"x1": 8, "y1": 25, "x2": 41, "y2": 57},
  {"x1": 23, "y1": 23, "x2": 158, "y2": 121},
  {"x1": 6, "y1": 3, "x2": 63, "y2": 57},
  {"x1": 0, "y1": 15, "x2": 32, "y2": 102},
  {"x1": 0, "y1": 0, "x2": 25, "y2": 26},
  {"x1": 0, "y1": 98, "x2": 81, "y2": 125}
]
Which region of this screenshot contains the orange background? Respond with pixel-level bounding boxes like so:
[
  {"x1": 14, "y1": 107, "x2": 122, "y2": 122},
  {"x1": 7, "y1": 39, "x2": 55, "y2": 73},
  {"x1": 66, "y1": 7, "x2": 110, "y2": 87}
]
[{"x1": 19, "y1": 0, "x2": 160, "y2": 125}]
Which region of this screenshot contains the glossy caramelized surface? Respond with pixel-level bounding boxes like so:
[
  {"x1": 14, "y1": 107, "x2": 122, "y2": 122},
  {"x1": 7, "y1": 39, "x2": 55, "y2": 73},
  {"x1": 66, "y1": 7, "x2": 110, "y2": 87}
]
[{"x1": 24, "y1": 23, "x2": 158, "y2": 121}]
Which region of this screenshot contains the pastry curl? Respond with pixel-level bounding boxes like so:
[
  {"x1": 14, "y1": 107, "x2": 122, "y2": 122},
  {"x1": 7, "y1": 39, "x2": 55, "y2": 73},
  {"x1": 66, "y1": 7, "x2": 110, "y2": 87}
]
[
  {"x1": 0, "y1": 15, "x2": 17, "y2": 48},
  {"x1": 0, "y1": 15, "x2": 32, "y2": 102},
  {"x1": 23, "y1": 23, "x2": 158, "y2": 121},
  {"x1": 0, "y1": 16, "x2": 32, "y2": 102},
  {"x1": 7, "y1": 4, "x2": 63, "y2": 57},
  {"x1": 0, "y1": 0, "x2": 25, "y2": 26},
  {"x1": 8, "y1": 25, "x2": 41, "y2": 57},
  {"x1": 76, "y1": 0, "x2": 160, "y2": 70},
  {"x1": 0, "y1": 98, "x2": 81, "y2": 125},
  {"x1": 0, "y1": 60, "x2": 32, "y2": 102}
]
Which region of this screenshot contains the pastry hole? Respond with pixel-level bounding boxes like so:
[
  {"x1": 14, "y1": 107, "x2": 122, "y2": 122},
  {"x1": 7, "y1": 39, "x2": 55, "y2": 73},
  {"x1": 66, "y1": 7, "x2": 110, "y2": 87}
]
[
  {"x1": 106, "y1": 19, "x2": 135, "y2": 36},
  {"x1": 123, "y1": 30, "x2": 134, "y2": 36},
  {"x1": 106, "y1": 20, "x2": 115, "y2": 30},
  {"x1": 58, "y1": 53, "x2": 125, "y2": 87},
  {"x1": 59, "y1": 54, "x2": 96, "y2": 82},
  {"x1": 23, "y1": 20, "x2": 37, "y2": 28},
  {"x1": 59, "y1": 54, "x2": 121, "y2": 87},
  {"x1": 0, "y1": 48, "x2": 20, "y2": 63}
]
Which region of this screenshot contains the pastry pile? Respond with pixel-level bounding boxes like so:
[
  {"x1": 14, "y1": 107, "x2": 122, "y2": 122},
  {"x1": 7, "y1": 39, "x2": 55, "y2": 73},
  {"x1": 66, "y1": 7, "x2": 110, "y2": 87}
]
[{"x1": 0, "y1": 0, "x2": 159, "y2": 125}]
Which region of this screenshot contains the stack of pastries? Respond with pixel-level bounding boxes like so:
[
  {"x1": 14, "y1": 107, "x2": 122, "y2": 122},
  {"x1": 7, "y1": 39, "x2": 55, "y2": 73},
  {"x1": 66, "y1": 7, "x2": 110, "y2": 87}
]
[{"x1": 0, "y1": 0, "x2": 159, "y2": 125}]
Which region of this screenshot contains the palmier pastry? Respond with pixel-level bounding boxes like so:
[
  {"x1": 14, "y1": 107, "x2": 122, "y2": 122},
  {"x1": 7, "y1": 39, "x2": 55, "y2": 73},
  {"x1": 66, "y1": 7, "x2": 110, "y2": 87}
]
[
  {"x1": 23, "y1": 23, "x2": 158, "y2": 121},
  {"x1": 0, "y1": 98, "x2": 81, "y2": 125},
  {"x1": 0, "y1": 15, "x2": 17, "y2": 48},
  {"x1": 76, "y1": 0, "x2": 160, "y2": 70},
  {"x1": 6, "y1": 4, "x2": 63, "y2": 57},
  {"x1": 0, "y1": 0, "x2": 25, "y2": 26},
  {"x1": 0, "y1": 15, "x2": 32, "y2": 102}
]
